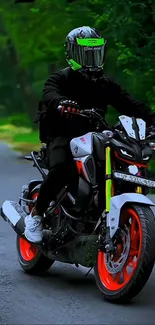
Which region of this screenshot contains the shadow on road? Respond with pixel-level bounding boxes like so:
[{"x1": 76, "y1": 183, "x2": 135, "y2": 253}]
[{"x1": 17, "y1": 261, "x2": 155, "y2": 308}]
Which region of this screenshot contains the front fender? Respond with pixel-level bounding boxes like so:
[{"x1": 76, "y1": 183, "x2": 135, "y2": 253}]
[{"x1": 107, "y1": 193, "x2": 155, "y2": 238}]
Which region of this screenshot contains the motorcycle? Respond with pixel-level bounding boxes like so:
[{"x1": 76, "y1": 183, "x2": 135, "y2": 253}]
[{"x1": 1, "y1": 108, "x2": 155, "y2": 303}]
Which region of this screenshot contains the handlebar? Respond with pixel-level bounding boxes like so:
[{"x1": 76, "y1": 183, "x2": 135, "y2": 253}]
[
  {"x1": 60, "y1": 106, "x2": 155, "y2": 140},
  {"x1": 63, "y1": 108, "x2": 110, "y2": 129},
  {"x1": 146, "y1": 126, "x2": 155, "y2": 140}
]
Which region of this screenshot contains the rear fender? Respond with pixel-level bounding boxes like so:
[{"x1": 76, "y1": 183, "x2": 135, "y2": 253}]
[
  {"x1": 20, "y1": 181, "x2": 42, "y2": 213},
  {"x1": 30, "y1": 184, "x2": 41, "y2": 194},
  {"x1": 107, "y1": 193, "x2": 155, "y2": 238},
  {"x1": 28, "y1": 180, "x2": 42, "y2": 195},
  {"x1": 20, "y1": 180, "x2": 41, "y2": 199}
]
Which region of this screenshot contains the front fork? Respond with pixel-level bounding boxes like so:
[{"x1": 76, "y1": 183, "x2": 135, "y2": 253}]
[
  {"x1": 136, "y1": 186, "x2": 142, "y2": 193},
  {"x1": 105, "y1": 146, "x2": 113, "y2": 212},
  {"x1": 98, "y1": 146, "x2": 116, "y2": 253},
  {"x1": 99, "y1": 147, "x2": 142, "y2": 252}
]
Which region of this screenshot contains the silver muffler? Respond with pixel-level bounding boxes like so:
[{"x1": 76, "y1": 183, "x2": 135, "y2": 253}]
[{"x1": 0, "y1": 200, "x2": 26, "y2": 236}]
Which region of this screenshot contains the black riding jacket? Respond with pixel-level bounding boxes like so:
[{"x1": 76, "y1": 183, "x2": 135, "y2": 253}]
[{"x1": 42, "y1": 67, "x2": 155, "y2": 139}]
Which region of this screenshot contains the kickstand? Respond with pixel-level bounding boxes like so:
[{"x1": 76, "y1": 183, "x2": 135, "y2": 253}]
[{"x1": 85, "y1": 267, "x2": 93, "y2": 276}]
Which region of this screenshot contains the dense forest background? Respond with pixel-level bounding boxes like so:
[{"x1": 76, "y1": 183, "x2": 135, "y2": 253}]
[{"x1": 0, "y1": 0, "x2": 155, "y2": 171}]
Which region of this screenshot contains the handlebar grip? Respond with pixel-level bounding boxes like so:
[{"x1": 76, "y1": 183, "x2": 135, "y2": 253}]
[{"x1": 57, "y1": 105, "x2": 69, "y2": 114}]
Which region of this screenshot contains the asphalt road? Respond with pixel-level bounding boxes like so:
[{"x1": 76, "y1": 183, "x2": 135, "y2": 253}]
[{"x1": 0, "y1": 142, "x2": 155, "y2": 325}]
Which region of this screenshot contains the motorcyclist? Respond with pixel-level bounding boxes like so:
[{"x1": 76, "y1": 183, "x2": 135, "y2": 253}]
[{"x1": 24, "y1": 26, "x2": 155, "y2": 243}]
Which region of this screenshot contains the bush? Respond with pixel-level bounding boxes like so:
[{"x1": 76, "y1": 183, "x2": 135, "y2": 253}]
[{"x1": 7, "y1": 113, "x2": 33, "y2": 128}]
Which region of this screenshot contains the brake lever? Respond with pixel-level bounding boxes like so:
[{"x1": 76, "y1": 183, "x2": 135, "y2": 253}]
[
  {"x1": 146, "y1": 132, "x2": 155, "y2": 140},
  {"x1": 63, "y1": 110, "x2": 90, "y2": 120},
  {"x1": 80, "y1": 109, "x2": 94, "y2": 115},
  {"x1": 81, "y1": 109, "x2": 109, "y2": 129}
]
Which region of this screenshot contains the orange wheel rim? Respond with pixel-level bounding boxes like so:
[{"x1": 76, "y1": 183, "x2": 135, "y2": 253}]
[
  {"x1": 97, "y1": 209, "x2": 143, "y2": 291},
  {"x1": 19, "y1": 191, "x2": 39, "y2": 261},
  {"x1": 19, "y1": 237, "x2": 38, "y2": 261},
  {"x1": 29, "y1": 192, "x2": 39, "y2": 212}
]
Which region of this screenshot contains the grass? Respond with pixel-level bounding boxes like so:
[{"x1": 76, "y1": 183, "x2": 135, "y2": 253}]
[{"x1": 0, "y1": 123, "x2": 41, "y2": 154}]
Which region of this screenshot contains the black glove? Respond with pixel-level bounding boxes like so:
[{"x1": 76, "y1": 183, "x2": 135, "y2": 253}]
[{"x1": 57, "y1": 100, "x2": 80, "y2": 117}]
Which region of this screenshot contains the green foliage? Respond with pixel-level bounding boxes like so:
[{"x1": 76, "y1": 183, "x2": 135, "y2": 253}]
[
  {"x1": 1, "y1": 0, "x2": 154, "y2": 110},
  {"x1": 0, "y1": 113, "x2": 32, "y2": 127},
  {"x1": 0, "y1": 0, "x2": 155, "y2": 170},
  {"x1": 7, "y1": 113, "x2": 32, "y2": 127},
  {"x1": 65, "y1": 1, "x2": 154, "y2": 108},
  {"x1": 13, "y1": 130, "x2": 38, "y2": 143}
]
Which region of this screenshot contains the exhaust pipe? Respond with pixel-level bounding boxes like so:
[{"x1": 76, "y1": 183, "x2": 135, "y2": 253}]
[{"x1": 0, "y1": 200, "x2": 26, "y2": 236}]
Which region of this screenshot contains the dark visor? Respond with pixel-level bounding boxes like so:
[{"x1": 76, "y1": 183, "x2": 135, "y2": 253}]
[{"x1": 68, "y1": 38, "x2": 106, "y2": 68}]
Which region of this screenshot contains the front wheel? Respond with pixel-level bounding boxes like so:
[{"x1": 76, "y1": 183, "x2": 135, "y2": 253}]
[{"x1": 94, "y1": 205, "x2": 155, "y2": 303}]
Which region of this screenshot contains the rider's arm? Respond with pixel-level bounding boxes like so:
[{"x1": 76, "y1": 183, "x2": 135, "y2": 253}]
[
  {"x1": 106, "y1": 77, "x2": 155, "y2": 126},
  {"x1": 42, "y1": 72, "x2": 68, "y2": 113}
]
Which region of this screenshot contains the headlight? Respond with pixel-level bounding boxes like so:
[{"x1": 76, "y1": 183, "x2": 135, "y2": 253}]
[
  {"x1": 120, "y1": 149, "x2": 133, "y2": 157},
  {"x1": 143, "y1": 156, "x2": 150, "y2": 161},
  {"x1": 128, "y1": 165, "x2": 139, "y2": 175}
]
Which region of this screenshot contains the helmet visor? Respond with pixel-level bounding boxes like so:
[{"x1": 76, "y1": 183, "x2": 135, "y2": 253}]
[{"x1": 67, "y1": 38, "x2": 106, "y2": 68}]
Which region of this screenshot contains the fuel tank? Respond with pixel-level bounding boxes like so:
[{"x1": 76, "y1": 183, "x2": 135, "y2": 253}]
[{"x1": 70, "y1": 132, "x2": 94, "y2": 157}]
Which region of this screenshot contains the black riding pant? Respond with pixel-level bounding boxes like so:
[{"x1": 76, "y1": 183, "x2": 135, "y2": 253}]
[{"x1": 35, "y1": 136, "x2": 75, "y2": 216}]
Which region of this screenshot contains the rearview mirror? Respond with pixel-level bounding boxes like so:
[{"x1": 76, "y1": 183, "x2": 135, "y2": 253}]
[{"x1": 149, "y1": 142, "x2": 155, "y2": 151}]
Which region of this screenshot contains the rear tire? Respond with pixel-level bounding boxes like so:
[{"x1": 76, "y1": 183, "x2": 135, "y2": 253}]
[
  {"x1": 94, "y1": 205, "x2": 155, "y2": 303},
  {"x1": 16, "y1": 235, "x2": 54, "y2": 275},
  {"x1": 17, "y1": 188, "x2": 54, "y2": 275}
]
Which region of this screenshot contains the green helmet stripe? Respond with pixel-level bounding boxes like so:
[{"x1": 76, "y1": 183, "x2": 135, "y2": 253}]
[
  {"x1": 68, "y1": 59, "x2": 82, "y2": 70},
  {"x1": 76, "y1": 38, "x2": 104, "y2": 46}
]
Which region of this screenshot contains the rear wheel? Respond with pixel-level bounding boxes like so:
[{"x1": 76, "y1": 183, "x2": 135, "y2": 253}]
[
  {"x1": 17, "y1": 189, "x2": 54, "y2": 275},
  {"x1": 94, "y1": 205, "x2": 155, "y2": 303}
]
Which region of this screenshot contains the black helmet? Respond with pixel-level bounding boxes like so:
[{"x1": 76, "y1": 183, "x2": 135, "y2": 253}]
[{"x1": 64, "y1": 26, "x2": 107, "y2": 79}]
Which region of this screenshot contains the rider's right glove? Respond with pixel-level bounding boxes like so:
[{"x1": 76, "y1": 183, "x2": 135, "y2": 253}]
[{"x1": 57, "y1": 100, "x2": 80, "y2": 118}]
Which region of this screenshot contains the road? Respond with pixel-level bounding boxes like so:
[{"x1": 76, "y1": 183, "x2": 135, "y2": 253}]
[{"x1": 0, "y1": 142, "x2": 155, "y2": 325}]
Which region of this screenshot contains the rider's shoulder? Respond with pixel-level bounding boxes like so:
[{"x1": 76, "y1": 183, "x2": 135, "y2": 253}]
[
  {"x1": 48, "y1": 66, "x2": 72, "y2": 82},
  {"x1": 100, "y1": 74, "x2": 121, "y2": 90},
  {"x1": 57, "y1": 66, "x2": 72, "y2": 78},
  {"x1": 100, "y1": 74, "x2": 114, "y2": 84}
]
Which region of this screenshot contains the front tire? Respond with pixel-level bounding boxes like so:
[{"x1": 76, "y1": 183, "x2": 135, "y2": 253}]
[{"x1": 94, "y1": 205, "x2": 155, "y2": 303}]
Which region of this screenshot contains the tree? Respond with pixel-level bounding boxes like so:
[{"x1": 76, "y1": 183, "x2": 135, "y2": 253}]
[
  {"x1": 81, "y1": 0, "x2": 155, "y2": 107},
  {"x1": 0, "y1": 0, "x2": 154, "y2": 122},
  {"x1": 0, "y1": 0, "x2": 73, "y2": 118}
]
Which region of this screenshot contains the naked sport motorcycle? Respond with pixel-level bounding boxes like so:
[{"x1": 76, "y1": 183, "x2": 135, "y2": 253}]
[{"x1": 1, "y1": 109, "x2": 155, "y2": 303}]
